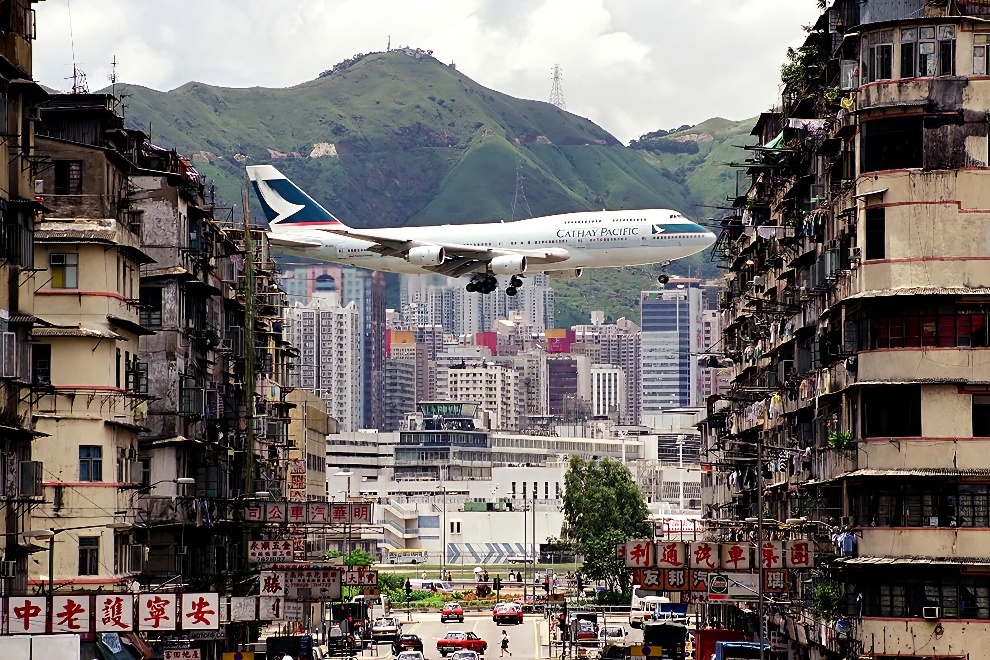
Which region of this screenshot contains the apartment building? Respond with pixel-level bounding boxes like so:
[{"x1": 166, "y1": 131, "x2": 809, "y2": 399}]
[
  {"x1": 383, "y1": 359, "x2": 416, "y2": 431},
  {"x1": 640, "y1": 284, "x2": 703, "y2": 414},
  {"x1": 573, "y1": 313, "x2": 642, "y2": 424},
  {"x1": 0, "y1": 0, "x2": 48, "y2": 596},
  {"x1": 286, "y1": 389, "x2": 332, "y2": 559},
  {"x1": 590, "y1": 365, "x2": 626, "y2": 420},
  {"x1": 285, "y1": 294, "x2": 362, "y2": 430},
  {"x1": 29, "y1": 94, "x2": 152, "y2": 592},
  {"x1": 342, "y1": 269, "x2": 386, "y2": 430},
  {"x1": 702, "y1": 1, "x2": 990, "y2": 657},
  {"x1": 446, "y1": 361, "x2": 524, "y2": 431}
]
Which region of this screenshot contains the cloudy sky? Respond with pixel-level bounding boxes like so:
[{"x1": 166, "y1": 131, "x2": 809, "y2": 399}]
[{"x1": 33, "y1": 0, "x2": 821, "y2": 143}]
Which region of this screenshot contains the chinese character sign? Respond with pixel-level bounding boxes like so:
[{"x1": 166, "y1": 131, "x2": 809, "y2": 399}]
[
  {"x1": 8, "y1": 596, "x2": 46, "y2": 634},
  {"x1": 344, "y1": 569, "x2": 378, "y2": 586},
  {"x1": 164, "y1": 651, "x2": 201, "y2": 660},
  {"x1": 785, "y1": 540, "x2": 815, "y2": 568},
  {"x1": 287, "y1": 504, "x2": 307, "y2": 524},
  {"x1": 664, "y1": 568, "x2": 688, "y2": 591},
  {"x1": 655, "y1": 542, "x2": 686, "y2": 568},
  {"x1": 52, "y1": 595, "x2": 91, "y2": 633},
  {"x1": 308, "y1": 503, "x2": 329, "y2": 523},
  {"x1": 764, "y1": 569, "x2": 789, "y2": 593},
  {"x1": 259, "y1": 596, "x2": 284, "y2": 621},
  {"x1": 96, "y1": 595, "x2": 134, "y2": 632},
  {"x1": 331, "y1": 504, "x2": 350, "y2": 524},
  {"x1": 139, "y1": 593, "x2": 177, "y2": 631},
  {"x1": 182, "y1": 593, "x2": 220, "y2": 630},
  {"x1": 760, "y1": 541, "x2": 784, "y2": 569},
  {"x1": 244, "y1": 504, "x2": 264, "y2": 522},
  {"x1": 624, "y1": 540, "x2": 653, "y2": 568},
  {"x1": 248, "y1": 540, "x2": 293, "y2": 563},
  {"x1": 265, "y1": 502, "x2": 287, "y2": 522},
  {"x1": 689, "y1": 542, "x2": 719, "y2": 570},
  {"x1": 260, "y1": 571, "x2": 285, "y2": 596},
  {"x1": 350, "y1": 502, "x2": 373, "y2": 524},
  {"x1": 720, "y1": 543, "x2": 751, "y2": 571}
]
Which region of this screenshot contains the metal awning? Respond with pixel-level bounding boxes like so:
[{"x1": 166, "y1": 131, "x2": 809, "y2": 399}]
[
  {"x1": 842, "y1": 468, "x2": 990, "y2": 478},
  {"x1": 839, "y1": 556, "x2": 990, "y2": 566},
  {"x1": 846, "y1": 286, "x2": 990, "y2": 299}
]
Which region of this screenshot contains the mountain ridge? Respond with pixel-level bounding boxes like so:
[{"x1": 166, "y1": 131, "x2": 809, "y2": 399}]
[{"x1": 107, "y1": 51, "x2": 755, "y2": 325}]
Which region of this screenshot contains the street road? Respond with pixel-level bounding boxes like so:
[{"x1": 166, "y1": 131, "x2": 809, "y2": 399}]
[{"x1": 358, "y1": 609, "x2": 642, "y2": 660}]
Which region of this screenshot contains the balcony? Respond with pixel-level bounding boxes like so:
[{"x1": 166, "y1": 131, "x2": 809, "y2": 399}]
[
  {"x1": 857, "y1": 527, "x2": 990, "y2": 559},
  {"x1": 856, "y1": 77, "x2": 968, "y2": 113}
]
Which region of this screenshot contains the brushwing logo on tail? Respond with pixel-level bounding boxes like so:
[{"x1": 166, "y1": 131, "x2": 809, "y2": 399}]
[{"x1": 255, "y1": 179, "x2": 306, "y2": 225}]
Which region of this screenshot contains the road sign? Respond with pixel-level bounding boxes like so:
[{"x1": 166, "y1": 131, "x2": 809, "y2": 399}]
[
  {"x1": 630, "y1": 645, "x2": 663, "y2": 656},
  {"x1": 707, "y1": 572, "x2": 759, "y2": 602}
]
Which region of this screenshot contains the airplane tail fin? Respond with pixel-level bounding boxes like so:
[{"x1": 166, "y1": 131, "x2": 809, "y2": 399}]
[{"x1": 245, "y1": 164, "x2": 347, "y2": 228}]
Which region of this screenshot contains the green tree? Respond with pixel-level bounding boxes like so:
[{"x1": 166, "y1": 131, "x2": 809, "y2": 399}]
[
  {"x1": 562, "y1": 456, "x2": 651, "y2": 593},
  {"x1": 326, "y1": 548, "x2": 375, "y2": 566}
]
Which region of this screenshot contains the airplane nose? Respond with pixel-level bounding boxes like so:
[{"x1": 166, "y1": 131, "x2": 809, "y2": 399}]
[{"x1": 702, "y1": 231, "x2": 717, "y2": 246}]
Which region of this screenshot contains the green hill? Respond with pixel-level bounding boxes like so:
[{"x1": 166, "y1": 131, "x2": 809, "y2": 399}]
[{"x1": 114, "y1": 51, "x2": 755, "y2": 326}]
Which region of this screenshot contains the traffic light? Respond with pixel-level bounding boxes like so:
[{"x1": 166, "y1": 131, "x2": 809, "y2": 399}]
[
  {"x1": 493, "y1": 576, "x2": 501, "y2": 592},
  {"x1": 543, "y1": 578, "x2": 550, "y2": 593},
  {"x1": 405, "y1": 579, "x2": 412, "y2": 601},
  {"x1": 576, "y1": 574, "x2": 583, "y2": 592}
]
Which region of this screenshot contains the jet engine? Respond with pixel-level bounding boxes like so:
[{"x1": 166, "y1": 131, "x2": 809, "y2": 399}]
[
  {"x1": 490, "y1": 255, "x2": 527, "y2": 275},
  {"x1": 547, "y1": 269, "x2": 583, "y2": 280},
  {"x1": 406, "y1": 245, "x2": 445, "y2": 266}
]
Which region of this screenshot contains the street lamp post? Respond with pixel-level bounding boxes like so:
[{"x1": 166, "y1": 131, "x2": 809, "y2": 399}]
[{"x1": 334, "y1": 470, "x2": 353, "y2": 561}]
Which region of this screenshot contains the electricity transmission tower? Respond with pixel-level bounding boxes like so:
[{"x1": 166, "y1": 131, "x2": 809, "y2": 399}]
[{"x1": 549, "y1": 64, "x2": 566, "y2": 110}]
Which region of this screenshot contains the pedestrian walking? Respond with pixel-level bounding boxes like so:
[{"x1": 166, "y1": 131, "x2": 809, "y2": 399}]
[{"x1": 500, "y1": 630, "x2": 511, "y2": 657}]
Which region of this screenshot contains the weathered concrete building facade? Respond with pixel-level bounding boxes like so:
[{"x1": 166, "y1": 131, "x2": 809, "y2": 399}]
[
  {"x1": 703, "y1": 1, "x2": 990, "y2": 657},
  {"x1": 0, "y1": 0, "x2": 50, "y2": 596}
]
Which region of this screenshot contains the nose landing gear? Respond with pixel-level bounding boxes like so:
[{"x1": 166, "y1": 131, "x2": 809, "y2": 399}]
[{"x1": 657, "y1": 262, "x2": 671, "y2": 286}]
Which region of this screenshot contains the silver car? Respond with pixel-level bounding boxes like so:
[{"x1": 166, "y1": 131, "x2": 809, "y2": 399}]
[
  {"x1": 452, "y1": 651, "x2": 480, "y2": 660},
  {"x1": 398, "y1": 652, "x2": 426, "y2": 660}
]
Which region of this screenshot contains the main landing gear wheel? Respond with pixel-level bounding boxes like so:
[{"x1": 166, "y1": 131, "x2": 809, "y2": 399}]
[
  {"x1": 467, "y1": 274, "x2": 499, "y2": 294},
  {"x1": 506, "y1": 286, "x2": 517, "y2": 296},
  {"x1": 510, "y1": 276, "x2": 523, "y2": 288}
]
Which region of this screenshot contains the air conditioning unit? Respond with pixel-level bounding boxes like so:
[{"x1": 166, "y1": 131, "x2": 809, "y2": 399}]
[
  {"x1": 849, "y1": 247, "x2": 862, "y2": 263},
  {"x1": 922, "y1": 606, "x2": 941, "y2": 620},
  {"x1": 127, "y1": 460, "x2": 143, "y2": 484}
]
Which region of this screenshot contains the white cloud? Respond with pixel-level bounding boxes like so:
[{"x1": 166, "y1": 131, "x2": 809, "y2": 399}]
[{"x1": 33, "y1": 0, "x2": 821, "y2": 142}]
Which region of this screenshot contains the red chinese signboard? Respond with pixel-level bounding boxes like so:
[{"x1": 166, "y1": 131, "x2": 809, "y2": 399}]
[
  {"x1": 785, "y1": 540, "x2": 814, "y2": 568},
  {"x1": 624, "y1": 539, "x2": 653, "y2": 568},
  {"x1": 96, "y1": 594, "x2": 134, "y2": 632},
  {"x1": 655, "y1": 541, "x2": 686, "y2": 568},
  {"x1": 52, "y1": 595, "x2": 91, "y2": 633},
  {"x1": 181, "y1": 593, "x2": 220, "y2": 630},
  {"x1": 139, "y1": 593, "x2": 177, "y2": 631},
  {"x1": 8, "y1": 596, "x2": 46, "y2": 634},
  {"x1": 689, "y1": 542, "x2": 719, "y2": 570}
]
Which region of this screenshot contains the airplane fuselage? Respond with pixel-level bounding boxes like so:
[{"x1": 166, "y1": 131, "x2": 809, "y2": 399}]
[{"x1": 269, "y1": 208, "x2": 715, "y2": 275}]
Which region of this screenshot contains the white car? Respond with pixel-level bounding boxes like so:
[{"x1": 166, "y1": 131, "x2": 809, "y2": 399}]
[
  {"x1": 452, "y1": 652, "x2": 480, "y2": 660},
  {"x1": 371, "y1": 616, "x2": 401, "y2": 642},
  {"x1": 398, "y1": 652, "x2": 426, "y2": 660},
  {"x1": 599, "y1": 626, "x2": 627, "y2": 645}
]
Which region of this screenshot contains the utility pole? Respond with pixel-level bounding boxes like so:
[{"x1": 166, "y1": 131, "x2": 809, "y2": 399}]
[
  {"x1": 242, "y1": 175, "x2": 256, "y2": 496},
  {"x1": 756, "y1": 435, "x2": 766, "y2": 660}
]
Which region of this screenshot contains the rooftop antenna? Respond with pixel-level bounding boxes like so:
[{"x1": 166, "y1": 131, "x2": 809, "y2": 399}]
[
  {"x1": 549, "y1": 64, "x2": 566, "y2": 110},
  {"x1": 65, "y1": 0, "x2": 88, "y2": 94}
]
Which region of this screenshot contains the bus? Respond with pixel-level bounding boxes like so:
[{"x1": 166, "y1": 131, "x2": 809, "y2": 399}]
[{"x1": 381, "y1": 548, "x2": 429, "y2": 564}]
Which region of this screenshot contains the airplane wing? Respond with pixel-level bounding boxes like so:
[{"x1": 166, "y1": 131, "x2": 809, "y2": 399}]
[
  {"x1": 266, "y1": 233, "x2": 323, "y2": 249},
  {"x1": 322, "y1": 227, "x2": 571, "y2": 276}
]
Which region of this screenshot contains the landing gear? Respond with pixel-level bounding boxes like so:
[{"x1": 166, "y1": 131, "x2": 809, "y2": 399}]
[
  {"x1": 657, "y1": 262, "x2": 670, "y2": 286},
  {"x1": 506, "y1": 286, "x2": 517, "y2": 297},
  {"x1": 506, "y1": 275, "x2": 522, "y2": 296},
  {"x1": 467, "y1": 274, "x2": 499, "y2": 294}
]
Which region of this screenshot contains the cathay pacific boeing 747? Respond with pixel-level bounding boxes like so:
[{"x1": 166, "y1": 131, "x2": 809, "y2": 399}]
[{"x1": 247, "y1": 165, "x2": 716, "y2": 296}]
